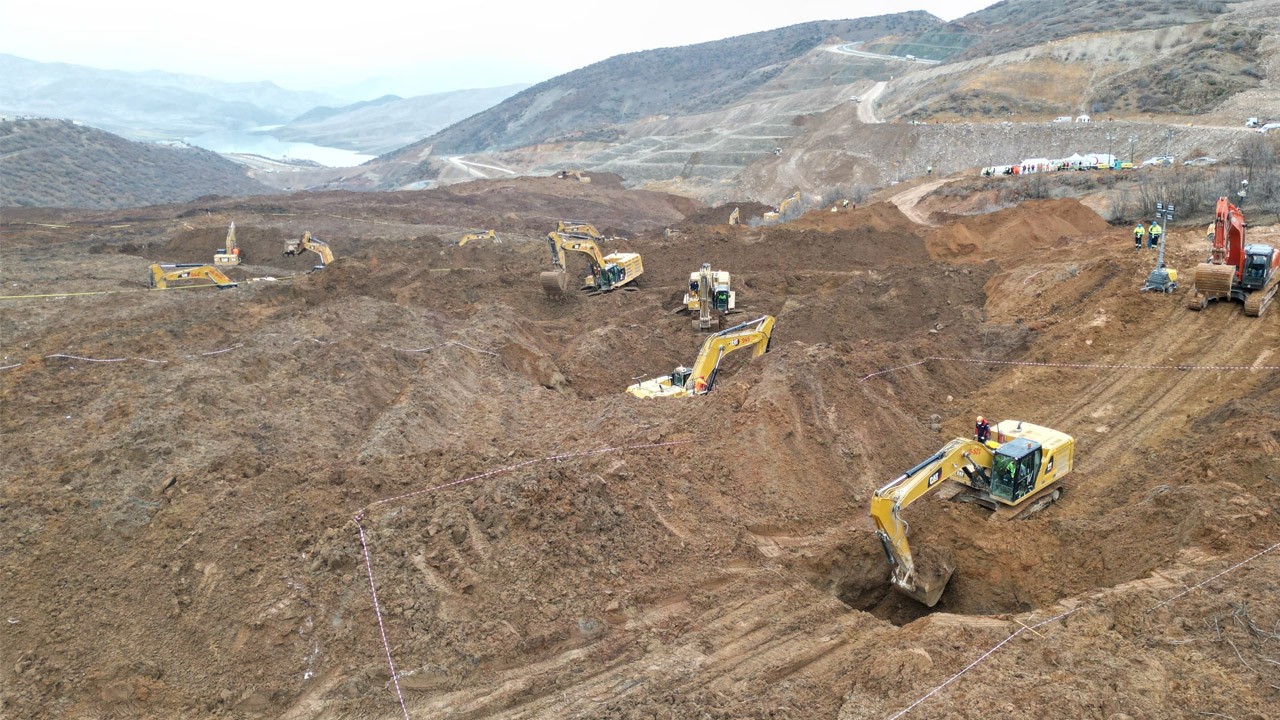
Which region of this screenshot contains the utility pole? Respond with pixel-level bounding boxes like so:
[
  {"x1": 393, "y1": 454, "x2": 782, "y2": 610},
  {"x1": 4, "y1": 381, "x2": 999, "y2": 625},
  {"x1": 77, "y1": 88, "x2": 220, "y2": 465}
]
[
  {"x1": 1128, "y1": 134, "x2": 1137, "y2": 166},
  {"x1": 1107, "y1": 133, "x2": 1115, "y2": 169},
  {"x1": 1164, "y1": 129, "x2": 1174, "y2": 160}
]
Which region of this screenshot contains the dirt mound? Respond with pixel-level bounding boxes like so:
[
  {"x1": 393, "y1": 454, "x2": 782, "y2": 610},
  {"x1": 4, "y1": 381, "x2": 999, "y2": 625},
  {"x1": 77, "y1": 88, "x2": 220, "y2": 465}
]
[
  {"x1": 3, "y1": 179, "x2": 1279, "y2": 720},
  {"x1": 680, "y1": 201, "x2": 774, "y2": 226},
  {"x1": 927, "y1": 198, "x2": 1112, "y2": 262}
]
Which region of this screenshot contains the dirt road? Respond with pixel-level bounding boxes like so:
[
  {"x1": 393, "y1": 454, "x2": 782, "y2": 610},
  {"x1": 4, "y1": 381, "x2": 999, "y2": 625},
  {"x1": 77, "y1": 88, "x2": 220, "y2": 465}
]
[{"x1": 857, "y1": 81, "x2": 886, "y2": 124}]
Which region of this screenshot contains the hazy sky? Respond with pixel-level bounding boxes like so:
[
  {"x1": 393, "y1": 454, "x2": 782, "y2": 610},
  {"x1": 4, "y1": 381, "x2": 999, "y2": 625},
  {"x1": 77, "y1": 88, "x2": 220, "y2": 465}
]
[{"x1": 3, "y1": 1, "x2": 995, "y2": 98}]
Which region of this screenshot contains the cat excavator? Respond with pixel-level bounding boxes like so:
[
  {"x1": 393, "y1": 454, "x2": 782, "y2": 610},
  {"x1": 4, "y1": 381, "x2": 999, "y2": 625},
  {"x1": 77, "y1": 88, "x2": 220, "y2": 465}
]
[
  {"x1": 556, "y1": 220, "x2": 605, "y2": 239},
  {"x1": 1186, "y1": 197, "x2": 1279, "y2": 316},
  {"x1": 763, "y1": 192, "x2": 801, "y2": 222},
  {"x1": 681, "y1": 263, "x2": 736, "y2": 330},
  {"x1": 870, "y1": 421, "x2": 1076, "y2": 607},
  {"x1": 728, "y1": 207, "x2": 740, "y2": 225},
  {"x1": 213, "y1": 222, "x2": 244, "y2": 266},
  {"x1": 540, "y1": 230, "x2": 643, "y2": 297},
  {"x1": 627, "y1": 315, "x2": 774, "y2": 398},
  {"x1": 149, "y1": 263, "x2": 238, "y2": 289},
  {"x1": 459, "y1": 229, "x2": 497, "y2": 246},
  {"x1": 283, "y1": 231, "x2": 334, "y2": 269}
]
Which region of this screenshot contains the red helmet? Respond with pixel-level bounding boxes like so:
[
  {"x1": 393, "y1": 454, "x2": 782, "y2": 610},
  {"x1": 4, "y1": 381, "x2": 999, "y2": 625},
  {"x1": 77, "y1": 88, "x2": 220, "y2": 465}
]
[{"x1": 976, "y1": 416, "x2": 986, "y2": 424}]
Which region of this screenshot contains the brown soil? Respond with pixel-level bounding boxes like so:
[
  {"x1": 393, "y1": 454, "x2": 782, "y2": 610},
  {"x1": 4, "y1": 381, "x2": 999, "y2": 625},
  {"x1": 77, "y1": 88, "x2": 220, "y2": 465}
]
[{"x1": 1, "y1": 178, "x2": 1278, "y2": 720}]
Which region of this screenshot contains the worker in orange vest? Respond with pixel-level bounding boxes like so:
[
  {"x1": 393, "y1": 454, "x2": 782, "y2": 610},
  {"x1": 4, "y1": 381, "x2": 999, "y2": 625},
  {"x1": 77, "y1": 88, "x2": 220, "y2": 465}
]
[{"x1": 694, "y1": 376, "x2": 708, "y2": 394}]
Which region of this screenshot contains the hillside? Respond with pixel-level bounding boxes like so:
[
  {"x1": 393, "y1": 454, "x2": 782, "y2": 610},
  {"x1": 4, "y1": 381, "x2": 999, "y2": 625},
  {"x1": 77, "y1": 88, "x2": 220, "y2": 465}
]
[
  {"x1": 269, "y1": 84, "x2": 529, "y2": 154},
  {"x1": 398, "y1": 13, "x2": 942, "y2": 158},
  {"x1": 0, "y1": 119, "x2": 269, "y2": 209}
]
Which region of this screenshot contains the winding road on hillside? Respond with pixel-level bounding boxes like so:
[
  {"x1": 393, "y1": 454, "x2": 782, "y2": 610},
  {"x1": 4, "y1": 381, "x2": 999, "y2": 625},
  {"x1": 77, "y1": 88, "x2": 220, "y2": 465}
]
[
  {"x1": 856, "y1": 81, "x2": 886, "y2": 124},
  {"x1": 447, "y1": 156, "x2": 517, "y2": 178}
]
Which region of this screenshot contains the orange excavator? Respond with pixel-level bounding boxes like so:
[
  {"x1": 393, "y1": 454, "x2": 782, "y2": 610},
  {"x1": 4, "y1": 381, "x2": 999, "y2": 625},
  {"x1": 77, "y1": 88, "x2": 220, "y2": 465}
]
[{"x1": 1187, "y1": 197, "x2": 1280, "y2": 316}]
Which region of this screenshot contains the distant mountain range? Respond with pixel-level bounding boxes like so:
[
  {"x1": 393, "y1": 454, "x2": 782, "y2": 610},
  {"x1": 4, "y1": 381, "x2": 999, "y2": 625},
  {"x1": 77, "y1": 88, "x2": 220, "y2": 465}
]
[
  {"x1": 268, "y1": 85, "x2": 529, "y2": 155},
  {"x1": 0, "y1": 53, "x2": 334, "y2": 140},
  {"x1": 0, "y1": 54, "x2": 529, "y2": 157}
]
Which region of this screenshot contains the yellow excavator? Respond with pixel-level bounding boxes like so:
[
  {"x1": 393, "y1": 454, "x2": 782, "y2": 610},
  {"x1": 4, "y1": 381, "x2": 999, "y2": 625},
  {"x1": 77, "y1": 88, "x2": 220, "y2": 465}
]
[
  {"x1": 459, "y1": 229, "x2": 497, "y2": 246},
  {"x1": 213, "y1": 222, "x2": 244, "y2": 266},
  {"x1": 870, "y1": 420, "x2": 1076, "y2": 607},
  {"x1": 540, "y1": 230, "x2": 643, "y2": 297},
  {"x1": 682, "y1": 263, "x2": 736, "y2": 330},
  {"x1": 728, "y1": 207, "x2": 740, "y2": 225},
  {"x1": 556, "y1": 220, "x2": 605, "y2": 239},
  {"x1": 763, "y1": 192, "x2": 801, "y2": 222},
  {"x1": 556, "y1": 169, "x2": 591, "y2": 183},
  {"x1": 283, "y1": 231, "x2": 334, "y2": 269},
  {"x1": 627, "y1": 315, "x2": 774, "y2": 398},
  {"x1": 149, "y1": 263, "x2": 238, "y2": 289}
]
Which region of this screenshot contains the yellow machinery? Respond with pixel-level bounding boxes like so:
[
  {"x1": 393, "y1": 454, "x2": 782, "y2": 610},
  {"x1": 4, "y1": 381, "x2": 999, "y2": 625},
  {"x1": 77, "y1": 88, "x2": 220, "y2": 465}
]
[
  {"x1": 149, "y1": 263, "x2": 237, "y2": 289},
  {"x1": 459, "y1": 229, "x2": 497, "y2": 246},
  {"x1": 682, "y1": 263, "x2": 736, "y2": 330},
  {"x1": 627, "y1": 315, "x2": 774, "y2": 398},
  {"x1": 728, "y1": 207, "x2": 740, "y2": 225},
  {"x1": 283, "y1": 231, "x2": 334, "y2": 269},
  {"x1": 556, "y1": 169, "x2": 591, "y2": 183},
  {"x1": 540, "y1": 230, "x2": 643, "y2": 297},
  {"x1": 763, "y1": 192, "x2": 801, "y2": 222},
  {"x1": 556, "y1": 220, "x2": 605, "y2": 239},
  {"x1": 213, "y1": 222, "x2": 243, "y2": 266},
  {"x1": 870, "y1": 421, "x2": 1075, "y2": 606}
]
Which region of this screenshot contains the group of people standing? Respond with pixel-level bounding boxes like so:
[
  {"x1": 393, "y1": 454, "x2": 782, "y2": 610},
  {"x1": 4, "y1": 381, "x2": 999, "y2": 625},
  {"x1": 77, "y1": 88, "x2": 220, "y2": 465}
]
[{"x1": 1133, "y1": 221, "x2": 1163, "y2": 249}]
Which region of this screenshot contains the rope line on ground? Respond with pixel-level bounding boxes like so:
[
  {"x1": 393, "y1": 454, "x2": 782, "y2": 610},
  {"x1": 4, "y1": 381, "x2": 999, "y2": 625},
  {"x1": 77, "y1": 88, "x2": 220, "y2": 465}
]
[
  {"x1": 887, "y1": 541, "x2": 1280, "y2": 719},
  {"x1": 354, "y1": 517, "x2": 411, "y2": 720},
  {"x1": 352, "y1": 440, "x2": 692, "y2": 718}
]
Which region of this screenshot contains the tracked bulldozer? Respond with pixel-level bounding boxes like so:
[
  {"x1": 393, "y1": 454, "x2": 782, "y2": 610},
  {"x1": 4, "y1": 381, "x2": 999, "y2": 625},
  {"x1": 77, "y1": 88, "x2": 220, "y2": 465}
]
[
  {"x1": 1187, "y1": 197, "x2": 1279, "y2": 316},
  {"x1": 871, "y1": 421, "x2": 1075, "y2": 606},
  {"x1": 540, "y1": 229, "x2": 643, "y2": 298}
]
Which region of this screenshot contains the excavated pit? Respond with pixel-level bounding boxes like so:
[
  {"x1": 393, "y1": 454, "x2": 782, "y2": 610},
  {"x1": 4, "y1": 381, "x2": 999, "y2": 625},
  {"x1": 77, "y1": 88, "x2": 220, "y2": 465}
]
[{"x1": 3, "y1": 184, "x2": 1280, "y2": 719}]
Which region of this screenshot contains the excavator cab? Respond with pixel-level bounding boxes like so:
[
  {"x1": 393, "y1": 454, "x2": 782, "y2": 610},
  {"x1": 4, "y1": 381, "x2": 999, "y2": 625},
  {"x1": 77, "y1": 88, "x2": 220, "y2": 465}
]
[
  {"x1": 713, "y1": 286, "x2": 731, "y2": 312},
  {"x1": 1243, "y1": 245, "x2": 1274, "y2": 290},
  {"x1": 988, "y1": 439, "x2": 1042, "y2": 503},
  {"x1": 670, "y1": 366, "x2": 693, "y2": 390}
]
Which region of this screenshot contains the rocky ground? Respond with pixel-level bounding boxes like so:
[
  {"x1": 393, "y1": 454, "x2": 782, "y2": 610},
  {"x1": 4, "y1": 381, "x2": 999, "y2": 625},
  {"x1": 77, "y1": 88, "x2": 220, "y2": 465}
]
[{"x1": 1, "y1": 176, "x2": 1278, "y2": 719}]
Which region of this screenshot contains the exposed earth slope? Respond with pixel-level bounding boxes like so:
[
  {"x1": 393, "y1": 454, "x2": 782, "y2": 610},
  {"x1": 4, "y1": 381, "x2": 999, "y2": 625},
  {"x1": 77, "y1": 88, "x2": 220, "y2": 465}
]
[{"x1": 2, "y1": 177, "x2": 1278, "y2": 719}]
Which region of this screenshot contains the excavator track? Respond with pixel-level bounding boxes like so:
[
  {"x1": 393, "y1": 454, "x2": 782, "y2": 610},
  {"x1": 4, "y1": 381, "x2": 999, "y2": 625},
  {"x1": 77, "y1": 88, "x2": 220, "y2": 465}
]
[
  {"x1": 1244, "y1": 272, "x2": 1280, "y2": 317},
  {"x1": 540, "y1": 271, "x2": 570, "y2": 298}
]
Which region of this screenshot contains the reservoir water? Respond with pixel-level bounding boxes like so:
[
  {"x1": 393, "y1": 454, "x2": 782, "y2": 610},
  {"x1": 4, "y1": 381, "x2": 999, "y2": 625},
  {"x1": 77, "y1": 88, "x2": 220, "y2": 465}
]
[{"x1": 185, "y1": 129, "x2": 376, "y2": 167}]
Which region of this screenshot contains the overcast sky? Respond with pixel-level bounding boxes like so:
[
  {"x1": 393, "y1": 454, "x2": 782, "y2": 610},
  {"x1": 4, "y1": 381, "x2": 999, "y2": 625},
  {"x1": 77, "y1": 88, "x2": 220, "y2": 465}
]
[{"x1": 3, "y1": 0, "x2": 995, "y2": 98}]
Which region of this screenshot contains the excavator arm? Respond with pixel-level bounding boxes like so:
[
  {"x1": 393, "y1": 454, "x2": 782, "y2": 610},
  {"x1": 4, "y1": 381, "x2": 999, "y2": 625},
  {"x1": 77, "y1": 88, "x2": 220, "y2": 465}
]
[
  {"x1": 283, "y1": 231, "x2": 334, "y2": 268},
  {"x1": 627, "y1": 315, "x2": 775, "y2": 398},
  {"x1": 149, "y1": 263, "x2": 237, "y2": 289},
  {"x1": 541, "y1": 230, "x2": 643, "y2": 297},
  {"x1": 870, "y1": 438, "x2": 994, "y2": 606},
  {"x1": 214, "y1": 222, "x2": 243, "y2": 266}
]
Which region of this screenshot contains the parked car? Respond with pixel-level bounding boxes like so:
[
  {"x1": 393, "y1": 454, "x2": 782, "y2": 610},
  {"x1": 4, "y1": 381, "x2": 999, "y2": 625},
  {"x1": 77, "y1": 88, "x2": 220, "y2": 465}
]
[
  {"x1": 1258, "y1": 123, "x2": 1280, "y2": 134},
  {"x1": 1183, "y1": 156, "x2": 1218, "y2": 166},
  {"x1": 1142, "y1": 156, "x2": 1175, "y2": 167},
  {"x1": 1053, "y1": 116, "x2": 1073, "y2": 123}
]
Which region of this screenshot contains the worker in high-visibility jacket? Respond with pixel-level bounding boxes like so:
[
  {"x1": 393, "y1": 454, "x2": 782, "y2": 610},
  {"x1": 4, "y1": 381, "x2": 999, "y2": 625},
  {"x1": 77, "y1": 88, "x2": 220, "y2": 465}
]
[
  {"x1": 1148, "y1": 222, "x2": 1162, "y2": 249},
  {"x1": 1133, "y1": 222, "x2": 1146, "y2": 249}
]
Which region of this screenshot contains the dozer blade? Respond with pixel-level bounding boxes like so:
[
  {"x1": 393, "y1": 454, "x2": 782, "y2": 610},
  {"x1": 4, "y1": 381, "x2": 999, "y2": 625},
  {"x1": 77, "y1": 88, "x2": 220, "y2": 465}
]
[
  {"x1": 540, "y1": 271, "x2": 570, "y2": 298},
  {"x1": 1192, "y1": 263, "x2": 1235, "y2": 298},
  {"x1": 893, "y1": 547, "x2": 955, "y2": 607}
]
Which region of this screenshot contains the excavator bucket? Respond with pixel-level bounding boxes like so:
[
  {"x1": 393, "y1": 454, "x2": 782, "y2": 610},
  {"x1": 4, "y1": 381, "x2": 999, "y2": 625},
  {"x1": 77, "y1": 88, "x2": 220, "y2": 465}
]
[
  {"x1": 893, "y1": 547, "x2": 955, "y2": 607},
  {"x1": 540, "y1": 270, "x2": 570, "y2": 298}
]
